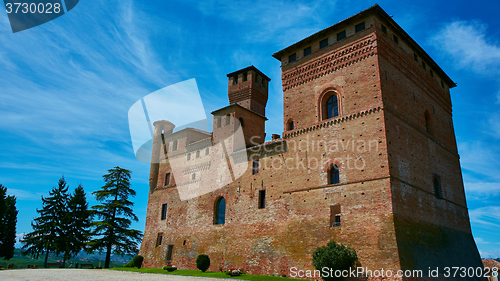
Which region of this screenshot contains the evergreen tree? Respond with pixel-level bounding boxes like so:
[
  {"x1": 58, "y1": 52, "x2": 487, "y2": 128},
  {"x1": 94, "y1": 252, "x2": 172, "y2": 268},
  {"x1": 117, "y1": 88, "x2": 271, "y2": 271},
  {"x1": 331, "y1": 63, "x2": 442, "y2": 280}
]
[
  {"x1": 61, "y1": 184, "x2": 92, "y2": 262},
  {"x1": 22, "y1": 176, "x2": 69, "y2": 267},
  {"x1": 89, "y1": 166, "x2": 142, "y2": 268},
  {"x1": 0, "y1": 184, "x2": 18, "y2": 260}
]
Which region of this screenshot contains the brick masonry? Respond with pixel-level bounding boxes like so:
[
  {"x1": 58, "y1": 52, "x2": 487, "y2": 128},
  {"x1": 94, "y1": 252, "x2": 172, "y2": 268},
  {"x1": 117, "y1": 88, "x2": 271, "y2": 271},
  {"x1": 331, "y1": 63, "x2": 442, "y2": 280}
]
[{"x1": 139, "y1": 4, "x2": 484, "y2": 280}]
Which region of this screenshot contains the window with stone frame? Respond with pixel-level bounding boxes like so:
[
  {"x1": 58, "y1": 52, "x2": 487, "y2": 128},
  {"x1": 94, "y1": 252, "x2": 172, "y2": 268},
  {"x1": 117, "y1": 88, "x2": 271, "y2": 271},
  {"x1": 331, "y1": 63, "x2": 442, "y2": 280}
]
[{"x1": 330, "y1": 204, "x2": 341, "y2": 227}]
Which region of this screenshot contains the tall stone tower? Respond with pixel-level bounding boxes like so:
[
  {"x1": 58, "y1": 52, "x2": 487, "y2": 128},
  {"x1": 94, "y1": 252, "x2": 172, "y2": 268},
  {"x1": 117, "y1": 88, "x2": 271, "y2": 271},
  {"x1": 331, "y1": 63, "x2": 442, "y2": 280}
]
[{"x1": 139, "y1": 4, "x2": 483, "y2": 280}]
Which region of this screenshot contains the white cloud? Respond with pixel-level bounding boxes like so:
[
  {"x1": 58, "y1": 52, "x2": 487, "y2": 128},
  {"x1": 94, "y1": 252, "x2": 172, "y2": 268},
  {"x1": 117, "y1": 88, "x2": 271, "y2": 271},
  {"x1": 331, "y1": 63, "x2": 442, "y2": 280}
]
[
  {"x1": 7, "y1": 188, "x2": 45, "y2": 201},
  {"x1": 475, "y1": 237, "x2": 489, "y2": 244},
  {"x1": 458, "y1": 141, "x2": 500, "y2": 181},
  {"x1": 430, "y1": 20, "x2": 500, "y2": 74},
  {"x1": 464, "y1": 182, "x2": 500, "y2": 200},
  {"x1": 479, "y1": 249, "x2": 500, "y2": 259},
  {"x1": 469, "y1": 206, "x2": 500, "y2": 228}
]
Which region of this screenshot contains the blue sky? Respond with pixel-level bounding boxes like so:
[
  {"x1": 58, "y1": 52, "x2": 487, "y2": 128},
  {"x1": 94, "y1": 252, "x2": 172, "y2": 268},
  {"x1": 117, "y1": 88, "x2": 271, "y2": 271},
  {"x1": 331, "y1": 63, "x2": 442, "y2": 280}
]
[{"x1": 0, "y1": 0, "x2": 499, "y2": 258}]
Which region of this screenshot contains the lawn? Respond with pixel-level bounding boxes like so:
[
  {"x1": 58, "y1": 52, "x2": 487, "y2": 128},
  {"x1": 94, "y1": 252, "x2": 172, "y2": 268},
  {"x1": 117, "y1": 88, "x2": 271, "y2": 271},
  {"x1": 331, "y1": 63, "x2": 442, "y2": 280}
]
[{"x1": 109, "y1": 267, "x2": 299, "y2": 280}]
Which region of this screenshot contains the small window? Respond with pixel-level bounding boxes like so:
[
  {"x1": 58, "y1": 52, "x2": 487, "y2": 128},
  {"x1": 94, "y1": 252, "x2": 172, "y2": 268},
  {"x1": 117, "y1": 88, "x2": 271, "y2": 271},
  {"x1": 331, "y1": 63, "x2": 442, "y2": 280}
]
[
  {"x1": 205, "y1": 148, "x2": 209, "y2": 155},
  {"x1": 165, "y1": 173, "x2": 172, "y2": 185},
  {"x1": 393, "y1": 35, "x2": 399, "y2": 44},
  {"x1": 286, "y1": 119, "x2": 294, "y2": 131},
  {"x1": 258, "y1": 190, "x2": 266, "y2": 209},
  {"x1": 173, "y1": 140, "x2": 178, "y2": 151},
  {"x1": 304, "y1": 46, "x2": 311, "y2": 56},
  {"x1": 381, "y1": 24, "x2": 387, "y2": 34},
  {"x1": 187, "y1": 153, "x2": 191, "y2": 161},
  {"x1": 430, "y1": 70, "x2": 434, "y2": 77},
  {"x1": 214, "y1": 197, "x2": 226, "y2": 225},
  {"x1": 320, "y1": 38, "x2": 329, "y2": 49},
  {"x1": 161, "y1": 204, "x2": 167, "y2": 220},
  {"x1": 288, "y1": 53, "x2": 296, "y2": 63},
  {"x1": 242, "y1": 72, "x2": 247, "y2": 82},
  {"x1": 233, "y1": 75, "x2": 238, "y2": 85},
  {"x1": 217, "y1": 117, "x2": 222, "y2": 128},
  {"x1": 261, "y1": 78, "x2": 265, "y2": 87},
  {"x1": 255, "y1": 74, "x2": 259, "y2": 82},
  {"x1": 192, "y1": 173, "x2": 196, "y2": 180},
  {"x1": 441, "y1": 80, "x2": 445, "y2": 89},
  {"x1": 226, "y1": 114, "x2": 230, "y2": 125},
  {"x1": 355, "y1": 22, "x2": 365, "y2": 33},
  {"x1": 336, "y1": 31, "x2": 346, "y2": 41},
  {"x1": 413, "y1": 53, "x2": 418, "y2": 62},
  {"x1": 196, "y1": 150, "x2": 200, "y2": 158},
  {"x1": 325, "y1": 95, "x2": 339, "y2": 119},
  {"x1": 156, "y1": 233, "x2": 163, "y2": 247},
  {"x1": 165, "y1": 245, "x2": 174, "y2": 263},
  {"x1": 252, "y1": 160, "x2": 259, "y2": 175},
  {"x1": 422, "y1": 61, "x2": 427, "y2": 70},
  {"x1": 330, "y1": 204, "x2": 341, "y2": 227},
  {"x1": 328, "y1": 164, "x2": 340, "y2": 184},
  {"x1": 433, "y1": 173, "x2": 443, "y2": 199}
]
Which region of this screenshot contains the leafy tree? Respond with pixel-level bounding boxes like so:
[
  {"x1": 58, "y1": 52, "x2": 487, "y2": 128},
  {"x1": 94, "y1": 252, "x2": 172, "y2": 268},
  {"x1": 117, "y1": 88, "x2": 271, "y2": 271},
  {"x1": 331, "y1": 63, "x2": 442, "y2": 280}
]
[
  {"x1": 22, "y1": 176, "x2": 69, "y2": 267},
  {"x1": 89, "y1": 166, "x2": 142, "y2": 268},
  {"x1": 61, "y1": 184, "x2": 92, "y2": 262},
  {"x1": 0, "y1": 184, "x2": 18, "y2": 260},
  {"x1": 312, "y1": 240, "x2": 357, "y2": 281}
]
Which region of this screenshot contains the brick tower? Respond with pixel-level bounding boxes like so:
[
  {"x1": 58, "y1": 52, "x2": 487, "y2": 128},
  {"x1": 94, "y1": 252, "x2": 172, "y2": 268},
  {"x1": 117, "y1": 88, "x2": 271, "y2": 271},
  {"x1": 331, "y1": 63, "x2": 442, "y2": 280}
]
[{"x1": 139, "y1": 4, "x2": 483, "y2": 280}]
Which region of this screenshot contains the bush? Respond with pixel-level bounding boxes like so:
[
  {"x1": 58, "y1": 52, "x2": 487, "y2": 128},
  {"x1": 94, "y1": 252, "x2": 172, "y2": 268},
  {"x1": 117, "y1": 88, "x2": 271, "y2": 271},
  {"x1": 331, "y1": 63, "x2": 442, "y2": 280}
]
[
  {"x1": 163, "y1": 265, "x2": 177, "y2": 272},
  {"x1": 196, "y1": 254, "x2": 210, "y2": 272},
  {"x1": 124, "y1": 255, "x2": 144, "y2": 268},
  {"x1": 312, "y1": 240, "x2": 357, "y2": 281}
]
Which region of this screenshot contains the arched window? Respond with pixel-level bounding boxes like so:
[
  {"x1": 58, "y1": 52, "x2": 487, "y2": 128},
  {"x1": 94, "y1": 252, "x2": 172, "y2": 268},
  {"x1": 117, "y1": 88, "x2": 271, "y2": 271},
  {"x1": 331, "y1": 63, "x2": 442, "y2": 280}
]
[
  {"x1": 286, "y1": 119, "x2": 294, "y2": 130},
  {"x1": 328, "y1": 164, "x2": 340, "y2": 184},
  {"x1": 214, "y1": 197, "x2": 226, "y2": 225},
  {"x1": 425, "y1": 110, "x2": 432, "y2": 135},
  {"x1": 320, "y1": 91, "x2": 340, "y2": 121}
]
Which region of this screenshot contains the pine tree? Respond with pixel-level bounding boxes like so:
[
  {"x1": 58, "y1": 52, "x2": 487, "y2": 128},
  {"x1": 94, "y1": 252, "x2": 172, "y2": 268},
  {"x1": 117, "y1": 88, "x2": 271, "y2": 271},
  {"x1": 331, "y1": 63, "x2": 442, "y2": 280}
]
[
  {"x1": 22, "y1": 176, "x2": 69, "y2": 267},
  {"x1": 0, "y1": 184, "x2": 18, "y2": 260},
  {"x1": 61, "y1": 184, "x2": 92, "y2": 262},
  {"x1": 89, "y1": 167, "x2": 142, "y2": 268}
]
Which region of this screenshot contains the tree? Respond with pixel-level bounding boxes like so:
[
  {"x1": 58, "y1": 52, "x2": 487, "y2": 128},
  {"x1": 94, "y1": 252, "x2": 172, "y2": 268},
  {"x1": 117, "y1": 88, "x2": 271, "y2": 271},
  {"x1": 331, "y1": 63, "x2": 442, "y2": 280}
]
[
  {"x1": 89, "y1": 166, "x2": 142, "y2": 268},
  {"x1": 0, "y1": 184, "x2": 18, "y2": 260},
  {"x1": 22, "y1": 176, "x2": 69, "y2": 267},
  {"x1": 196, "y1": 254, "x2": 211, "y2": 272},
  {"x1": 61, "y1": 184, "x2": 92, "y2": 262},
  {"x1": 312, "y1": 240, "x2": 358, "y2": 281}
]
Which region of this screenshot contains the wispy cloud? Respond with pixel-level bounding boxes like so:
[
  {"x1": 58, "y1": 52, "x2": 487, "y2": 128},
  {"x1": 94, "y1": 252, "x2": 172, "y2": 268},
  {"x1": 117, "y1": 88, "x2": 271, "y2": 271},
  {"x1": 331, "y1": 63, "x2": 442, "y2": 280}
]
[
  {"x1": 7, "y1": 188, "x2": 45, "y2": 201},
  {"x1": 469, "y1": 206, "x2": 500, "y2": 228},
  {"x1": 429, "y1": 20, "x2": 500, "y2": 74}
]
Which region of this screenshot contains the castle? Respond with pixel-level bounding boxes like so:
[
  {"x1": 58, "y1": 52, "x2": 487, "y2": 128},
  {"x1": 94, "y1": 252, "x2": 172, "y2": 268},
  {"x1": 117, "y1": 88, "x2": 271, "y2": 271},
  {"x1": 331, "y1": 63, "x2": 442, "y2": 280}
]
[{"x1": 139, "y1": 4, "x2": 484, "y2": 280}]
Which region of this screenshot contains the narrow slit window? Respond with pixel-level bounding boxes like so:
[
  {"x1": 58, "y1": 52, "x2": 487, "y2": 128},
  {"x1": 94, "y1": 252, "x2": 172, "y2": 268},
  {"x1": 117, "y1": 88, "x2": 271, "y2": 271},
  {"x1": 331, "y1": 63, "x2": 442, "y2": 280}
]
[
  {"x1": 164, "y1": 173, "x2": 170, "y2": 186},
  {"x1": 173, "y1": 140, "x2": 178, "y2": 151},
  {"x1": 422, "y1": 61, "x2": 427, "y2": 70},
  {"x1": 252, "y1": 160, "x2": 259, "y2": 175},
  {"x1": 217, "y1": 117, "x2": 222, "y2": 128},
  {"x1": 214, "y1": 197, "x2": 226, "y2": 225},
  {"x1": 156, "y1": 233, "x2": 163, "y2": 247},
  {"x1": 258, "y1": 190, "x2": 266, "y2": 209},
  {"x1": 226, "y1": 115, "x2": 230, "y2": 125},
  {"x1": 414, "y1": 53, "x2": 418, "y2": 62},
  {"x1": 233, "y1": 75, "x2": 238, "y2": 85},
  {"x1": 433, "y1": 173, "x2": 443, "y2": 199},
  {"x1": 161, "y1": 204, "x2": 167, "y2": 220},
  {"x1": 165, "y1": 245, "x2": 174, "y2": 263}
]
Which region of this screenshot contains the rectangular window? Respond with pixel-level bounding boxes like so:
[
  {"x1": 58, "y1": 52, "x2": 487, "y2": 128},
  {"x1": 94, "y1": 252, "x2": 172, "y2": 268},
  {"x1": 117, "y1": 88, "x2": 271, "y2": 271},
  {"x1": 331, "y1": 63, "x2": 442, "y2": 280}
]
[
  {"x1": 414, "y1": 53, "x2": 418, "y2": 62},
  {"x1": 304, "y1": 46, "x2": 311, "y2": 56},
  {"x1": 156, "y1": 233, "x2": 163, "y2": 247},
  {"x1": 336, "y1": 31, "x2": 346, "y2": 41},
  {"x1": 196, "y1": 150, "x2": 200, "y2": 158},
  {"x1": 320, "y1": 38, "x2": 329, "y2": 49},
  {"x1": 441, "y1": 80, "x2": 445, "y2": 89},
  {"x1": 433, "y1": 173, "x2": 443, "y2": 199},
  {"x1": 381, "y1": 24, "x2": 387, "y2": 34},
  {"x1": 165, "y1": 245, "x2": 174, "y2": 263},
  {"x1": 217, "y1": 117, "x2": 221, "y2": 128},
  {"x1": 187, "y1": 153, "x2": 191, "y2": 161},
  {"x1": 258, "y1": 190, "x2": 266, "y2": 209},
  {"x1": 161, "y1": 204, "x2": 168, "y2": 220},
  {"x1": 422, "y1": 61, "x2": 427, "y2": 70},
  {"x1": 393, "y1": 34, "x2": 399, "y2": 44},
  {"x1": 233, "y1": 75, "x2": 238, "y2": 85},
  {"x1": 355, "y1": 22, "x2": 365, "y2": 33},
  {"x1": 252, "y1": 160, "x2": 259, "y2": 175},
  {"x1": 226, "y1": 115, "x2": 230, "y2": 125},
  {"x1": 288, "y1": 53, "x2": 296, "y2": 63},
  {"x1": 173, "y1": 140, "x2": 178, "y2": 151},
  {"x1": 330, "y1": 204, "x2": 341, "y2": 227},
  {"x1": 430, "y1": 69, "x2": 434, "y2": 77},
  {"x1": 242, "y1": 72, "x2": 247, "y2": 82},
  {"x1": 164, "y1": 173, "x2": 170, "y2": 186}
]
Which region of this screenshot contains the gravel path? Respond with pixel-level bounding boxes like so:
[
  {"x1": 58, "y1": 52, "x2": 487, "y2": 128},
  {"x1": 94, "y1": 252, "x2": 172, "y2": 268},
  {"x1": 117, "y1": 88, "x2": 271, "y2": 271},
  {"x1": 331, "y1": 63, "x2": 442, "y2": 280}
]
[{"x1": 0, "y1": 269, "x2": 239, "y2": 281}]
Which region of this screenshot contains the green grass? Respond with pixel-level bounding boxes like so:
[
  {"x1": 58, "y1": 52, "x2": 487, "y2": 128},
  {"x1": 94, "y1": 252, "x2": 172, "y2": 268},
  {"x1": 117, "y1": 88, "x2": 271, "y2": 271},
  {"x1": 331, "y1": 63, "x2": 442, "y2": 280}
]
[{"x1": 109, "y1": 268, "x2": 298, "y2": 280}]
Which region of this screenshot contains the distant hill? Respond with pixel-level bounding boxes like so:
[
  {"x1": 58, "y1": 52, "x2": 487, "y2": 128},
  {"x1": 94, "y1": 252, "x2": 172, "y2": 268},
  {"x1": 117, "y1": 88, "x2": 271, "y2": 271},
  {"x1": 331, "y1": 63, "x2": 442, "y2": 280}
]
[{"x1": 0, "y1": 249, "x2": 134, "y2": 269}]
